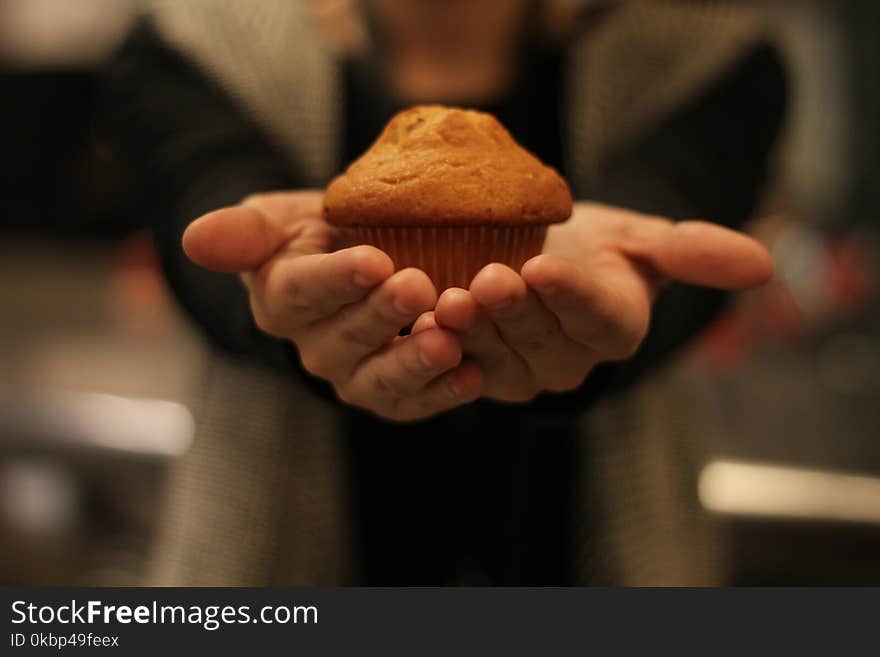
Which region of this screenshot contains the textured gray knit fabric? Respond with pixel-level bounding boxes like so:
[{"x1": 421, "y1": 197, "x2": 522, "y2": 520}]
[
  {"x1": 150, "y1": 0, "x2": 341, "y2": 186},
  {"x1": 148, "y1": 353, "x2": 352, "y2": 586},
  {"x1": 575, "y1": 367, "x2": 728, "y2": 586},
  {"x1": 144, "y1": 1, "x2": 761, "y2": 585}
]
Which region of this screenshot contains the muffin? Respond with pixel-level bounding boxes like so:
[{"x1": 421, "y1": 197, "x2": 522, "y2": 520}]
[{"x1": 323, "y1": 105, "x2": 572, "y2": 291}]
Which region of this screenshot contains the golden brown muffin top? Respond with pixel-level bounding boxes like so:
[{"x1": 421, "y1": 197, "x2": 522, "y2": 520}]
[{"x1": 323, "y1": 105, "x2": 572, "y2": 226}]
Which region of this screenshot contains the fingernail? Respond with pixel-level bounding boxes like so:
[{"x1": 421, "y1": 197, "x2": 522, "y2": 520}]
[{"x1": 353, "y1": 272, "x2": 376, "y2": 288}]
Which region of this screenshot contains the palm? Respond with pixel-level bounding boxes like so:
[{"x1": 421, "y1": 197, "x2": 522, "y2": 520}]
[
  {"x1": 542, "y1": 203, "x2": 660, "y2": 310},
  {"x1": 432, "y1": 201, "x2": 774, "y2": 402},
  {"x1": 182, "y1": 191, "x2": 338, "y2": 268}
]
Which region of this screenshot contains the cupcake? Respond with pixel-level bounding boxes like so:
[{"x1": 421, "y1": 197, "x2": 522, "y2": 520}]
[{"x1": 323, "y1": 105, "x2": 572, "y2": 291}]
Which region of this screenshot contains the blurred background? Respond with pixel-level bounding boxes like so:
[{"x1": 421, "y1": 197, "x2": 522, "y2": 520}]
[{"x1": 1, "y1": 0, "x2": 878, "y2": 585}]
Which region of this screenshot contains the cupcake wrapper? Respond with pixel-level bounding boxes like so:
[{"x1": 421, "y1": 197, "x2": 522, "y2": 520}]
[{"x1": 339, "y1": 224, "x2": 549, "y2": 291}]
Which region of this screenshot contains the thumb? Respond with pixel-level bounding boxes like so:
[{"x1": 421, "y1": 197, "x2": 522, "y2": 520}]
[
  {"x1": 624, "y1": 219, "x2": 774, "y2": 290},
  {"x1": 182, "y1": 191, "x2": 324, "y2": 272},
  {"x1": 182, "y1": 205, "x2": 284, "y2": 272}
]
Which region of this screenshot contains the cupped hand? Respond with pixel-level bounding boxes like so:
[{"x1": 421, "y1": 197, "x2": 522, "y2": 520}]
[
  {"x1": 431, "y1": 202, "x2": 774, "y2": 402},
  {"x1": 182, "y1": 190, "x2": 482, "y2": 421}
]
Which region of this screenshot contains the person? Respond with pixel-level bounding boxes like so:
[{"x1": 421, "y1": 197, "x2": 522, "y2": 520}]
[{"x1": 108, "y1": 0, "x2": 786, "y2": 584}]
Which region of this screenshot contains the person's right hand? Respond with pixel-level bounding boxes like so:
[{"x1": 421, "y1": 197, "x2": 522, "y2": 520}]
[{"x1": 182, "y1": 190, "x2": 483, "y2": 422}]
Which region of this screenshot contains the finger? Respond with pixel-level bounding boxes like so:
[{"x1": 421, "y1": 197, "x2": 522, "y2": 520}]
[
  {"x1": 343, "y1": 328, "x2": 461, "y2": 404},
  {"x1": 412, "y1": 311, "x2": 438, "y2": 335},
  {"x1": 390, "y1": 360, "x2": 484, "y2": 422},
  {"x1": 522, "y1": 254, "x2": 649, "y2": 358},
  {"x1": 619, "y1": 218, "x2": 774, "y2": 289},
  {"x1": 435, "y1": 286, "x2": 529, "y2": 374},
  {"x1": 454, "y1": 311, "x2": 536, "y2": 401},
  {"x1": 297, "y1": 268, "x2": 437, "y2": 379},
  {"x1": 256, "y1": 245, "x2": 394, "y2": 329},
  {"x1": 434, "y1": 286, "x2": 532, "y2": 397},
  {"x1": 433, "y1": 288, "x2": 480, "y2": 332},
  {"x1": 182, "y1": 190, "x2": 324, "y2": 271},
  {"x1": 469, "y1": 264, "x2": 593, "y2": 385}
]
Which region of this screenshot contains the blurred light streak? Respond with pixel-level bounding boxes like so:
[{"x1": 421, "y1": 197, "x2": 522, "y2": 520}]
[
  {"x1": 0, "y1": 391, "x2": 194, "y2": 460},
  {"x1": 699, "y1": 460, "x2": 880, "y2": 525}
]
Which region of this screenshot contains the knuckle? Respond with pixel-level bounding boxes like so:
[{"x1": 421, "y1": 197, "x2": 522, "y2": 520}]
[
  {"x1": 299, "y1": 349, "x2": 332, "y2": 379},
  {"x1": 340, "y1": 325, "x2": 373, "y2": 348},
  {"x1": 284, "y1": 279, "x2": 311, "y2": 315},
  {"x1": 590, "y1": 303, "x2": 624, "y2": 338},
  {"x1": 478, "y1": 350, "x2": 513, "y2": 374},
  {"x1": 371, "y1": 300, "x2": 406, "y2": 327},
  {"x1": 333, "y1": 383, "x2": 355, "y2": 406},
  {"x1": 370, "y1": 372, "x2": 408, "y2": 408},
  {"x1": 515, "y1": 327, "x2": 556, "y2": 353},
  {"x1": 399, "y1": 351, "x2": 431, "y2": 381},
  {"x1": 251, "y1": 306, "x2": 282, "y2": 337},
  {"x1": 583, "y1": 293, "x2": 646, "y2": 353},
  {"x1": 497, "y1": 302, "x2": 530, "y2": 325},
  {"x1": 360, "y1": 371, "x2": 407, "y2": 410},
  {"x1": 372, "y1": 371, "x2": 395, "y2": 395},
  {"x1": 269, "y1": 264, "x2": 315, "y2": 319}
]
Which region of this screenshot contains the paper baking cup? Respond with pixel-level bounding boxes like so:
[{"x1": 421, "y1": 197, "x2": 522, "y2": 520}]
[{"x1": 339, "y1": 224, "x2": 549, "y2": 291}]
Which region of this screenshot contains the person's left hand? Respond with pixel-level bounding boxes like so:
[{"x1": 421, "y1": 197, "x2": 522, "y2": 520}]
[{"x1": 423, "y1": 202, "x2": 774, "y2": 402}]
